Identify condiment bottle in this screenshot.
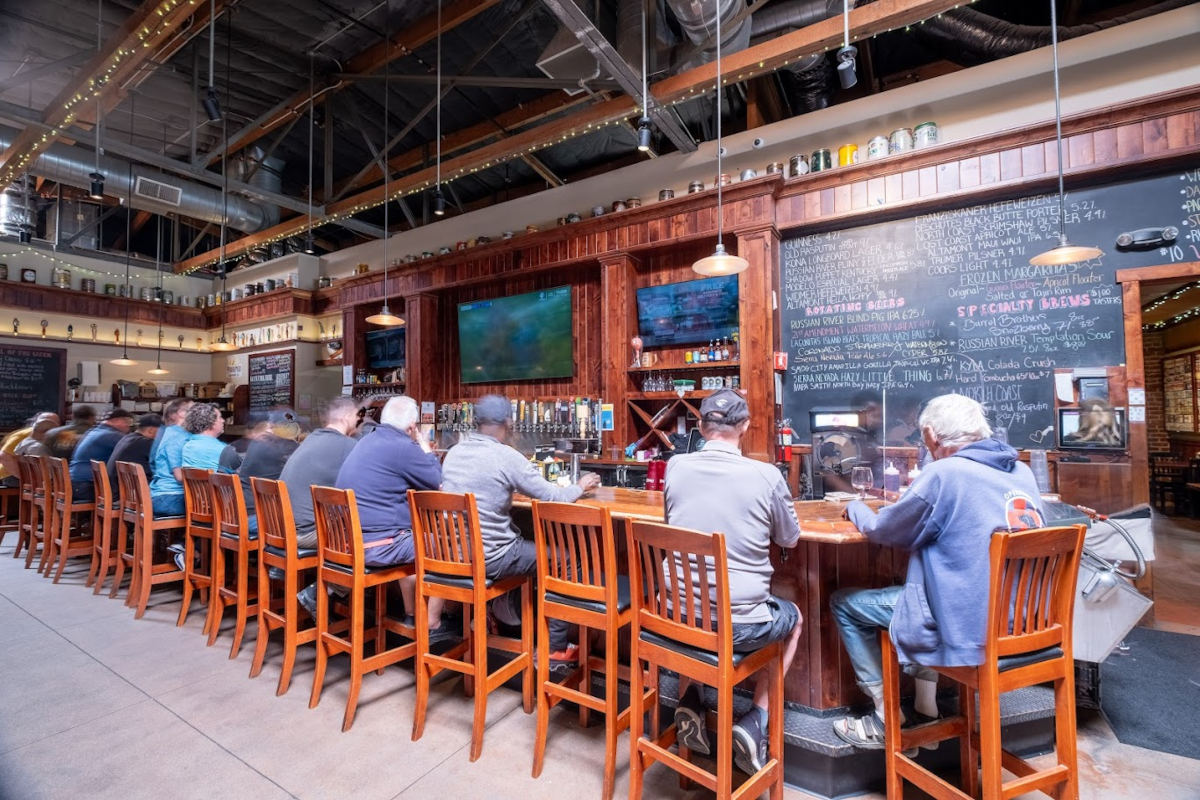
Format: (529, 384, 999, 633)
(884, 462, 900, 493)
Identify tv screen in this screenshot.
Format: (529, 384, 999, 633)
(1058, 406, 1127, 450)
(365, 328, 406, 369)
(636, 275, 739, 347)
(458, 286, 573, 383)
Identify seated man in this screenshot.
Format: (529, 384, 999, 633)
(233, 409, 301, 535)
(107, 414, 162, 498)
(44, 405, 97, 460)
(279, 397, 360, 551)
(663, 388, 802, 776)
(180, 404, 231, 473)
(331, 396, 446, 632)
(830, 393, 1045, 749)
(0, 412, 59, 484)
(149, 398, 194, 517)
(441, 394, 601, 665)
(69, 408, 134, 502)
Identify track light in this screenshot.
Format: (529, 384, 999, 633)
(637, 117, 653, 152)
(89, 172, 105, 199)
(18, 225, 31, 244)
(202, 85, 222, 122)
(303, 232, 316, 254)
(836, 45, 858, 90)
(433, 188, 446, 216)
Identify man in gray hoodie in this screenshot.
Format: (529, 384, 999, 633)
(830, 393, 1045, 749)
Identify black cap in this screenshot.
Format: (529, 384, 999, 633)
(474, 395, 512, 425)
(699, 388, 750, 425)
(136, 413, 163, 429)
(102, 408, 134, 422)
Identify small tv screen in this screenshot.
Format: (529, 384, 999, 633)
(365, 328, 406, 369)
(1058, 406, 1127, 450)
(458, 286, 573, 383)
(636, 275, 739, 347)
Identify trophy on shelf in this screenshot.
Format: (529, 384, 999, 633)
(11, 318, 18, 335)
(630, 336, 643, 368)
(136, 329, 143, 346)
(40, 319, 48, 338)
(177, 334, 185, 350)
(67, 324, 74, 341)
(196, 337, 203, 350)
(114, 328, 121, 345)
(91, 323, 98, 341)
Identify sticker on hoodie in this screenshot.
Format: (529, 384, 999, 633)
(1003, 491, 1045, 532)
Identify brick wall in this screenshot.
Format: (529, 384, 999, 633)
(1143, 330, 1171, 455)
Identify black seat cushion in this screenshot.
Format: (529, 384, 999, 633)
(423, 571, 494, 589)
(264, 543, 318, 560)
(323, 559, 393, 576)
(219, 531, 258, 541)
(997, 645, 1063, 672)
(639, 628, 745, 667)
(545, 575, 631, 614)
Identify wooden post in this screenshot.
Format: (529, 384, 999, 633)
(599, 252, 640, 456)
(404, 292, 441, 404)
(736, 224, 780, 462)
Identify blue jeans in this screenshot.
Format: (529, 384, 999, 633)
(151, 492, 185, 518)
(830, 586, 937, 692)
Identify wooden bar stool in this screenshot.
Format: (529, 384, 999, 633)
(249, 477, 321, 696)
(408, 489, 533, 762)
(44, 456, 95, 583)
(19, 454, 50, 571)
(177, 468, 217, 631)
(0, 484, 18, 549)
(530, 500, 656, 800)
(13, 454, 44, 565)
(207, 471, 261, 658)
(626, 520, 785, 800)
(87, 460, 123, 594)
(115, 461, 186, 619)
(881, 524, 1086, 800)
(308, 486, 417, 731)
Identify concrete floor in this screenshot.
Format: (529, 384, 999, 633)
(1, 528, 1198, 800)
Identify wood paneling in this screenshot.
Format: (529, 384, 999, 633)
(202, 289, 315, 327)
(0, 282, 205, 328)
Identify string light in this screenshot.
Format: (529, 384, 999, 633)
(1142, 281, 1200, 330)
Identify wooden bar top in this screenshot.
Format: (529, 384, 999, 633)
(512, 486, 869, 543)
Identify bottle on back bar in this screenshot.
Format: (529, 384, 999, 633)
(722, 337, 730, 361)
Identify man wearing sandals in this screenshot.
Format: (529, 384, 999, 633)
(830, 393, 1045, 749)
(663, 388, 803, 776)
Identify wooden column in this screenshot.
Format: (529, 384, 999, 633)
(403, 292, 441, 404)
(599, 252, 639, 455)
(736, 225, 780, 462)
(1121, 280, 1149, 505)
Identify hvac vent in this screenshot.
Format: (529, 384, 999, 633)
(134, 176, 183, 207)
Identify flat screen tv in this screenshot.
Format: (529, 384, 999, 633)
(636, 274, 739, 347)
(365, 327, 406, 369)
(458, 286, 573, 383)
(1057, 406, 1127, 450)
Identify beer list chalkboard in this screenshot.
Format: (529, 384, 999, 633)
(0, 344, 66, 431)
(248, 349, 295, 414)
(781, 168, 1200, 444)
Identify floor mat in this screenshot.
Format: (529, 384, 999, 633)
(1100, 626, 1200, 760)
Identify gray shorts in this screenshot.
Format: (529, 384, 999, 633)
(731, 595, 800, 653)
(363, 530, 416, 568)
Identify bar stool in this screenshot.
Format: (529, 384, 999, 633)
(208, 471, 261, 658)
(881, 524, 1086, 800)
(308, 486, 417, 731)
(530, 500, 656, 800)
(19, 454, 49, 571)
(44, 456, 95, 583)
(87, 460, 123, 595)
(13, 454, 44, 564)
(0, 484, 18, 549)
(408, 489, 533, 762)
(249, 477, 321, 696)
(115, 461, 185, 619)
(178, 468, 217, 631)
(626, 520, 785, 800)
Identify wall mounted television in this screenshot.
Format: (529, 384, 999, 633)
(365, 327, 406, 369)
(1057, 406, 1127, 450)
(458, 286, 573, 383)
(636, 274, 739, 347)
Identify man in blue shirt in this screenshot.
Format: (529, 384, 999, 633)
(180, 403, 231, 472)
(149, 398, 194, 517)
(68, 408, 134, 502)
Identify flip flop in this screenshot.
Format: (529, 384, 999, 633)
(832, 713, 885, 750)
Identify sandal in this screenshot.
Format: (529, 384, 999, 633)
(833, 713, 886, 750)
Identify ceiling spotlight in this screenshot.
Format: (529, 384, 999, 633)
(89, 172, 105, 199)
(18, 225, 31, 244)
(637, 117, 653, 152)
(433, 188, 446, 216)
(202, 85, 222, 122)
(836, 45, 858, 90)
(303, 232, 316, 254)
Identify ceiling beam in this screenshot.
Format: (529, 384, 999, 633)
(337, 73, 623, 92)
(174, 0, 968, 273)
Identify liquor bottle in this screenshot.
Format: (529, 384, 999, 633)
(721, 337, 730, 361)
(709, 341, 716, 361)
(698, 347, 707, 363)
(685, 349, 693, 364)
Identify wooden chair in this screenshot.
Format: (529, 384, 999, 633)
(1150, 458, 1188, 515)
(44, 456, 95, 583)
(87, 460, 123, 595)
(408, 489, 533, 762)
(881, 524, 1086, 800)
(626, 520, 785, 800)
(115, 461, 186, 618)
(249, 477, 321, 696)
(0, 484, 18, 549)
(530, 500, 656, 800)
(308, 485, 417, 731)
(207, 471, 261, 658)
(19, 454, 50, 571)
(177, 468, 217, 630)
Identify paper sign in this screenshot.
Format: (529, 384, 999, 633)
(600, 403, 614, 431)
(1128, 388, 1145, 405)
(1129, 406, 1146, 422)
(1054, 373, 1074, 403)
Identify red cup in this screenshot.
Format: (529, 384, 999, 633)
(646, 460, 666, 491)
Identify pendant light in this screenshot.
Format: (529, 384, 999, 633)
(636, 0, 653, 152)
(89, 0, 105, 199)
(148, 216, 169, 374)
(365, 8, 404, 327)
(836, 0, 858, 90)
(1029, 0, 1102, 267)
(201, 0, 222, 121)
(210, 18, 235, 352)
(110, 94, 137, 367)
(692, 5, 747, 277)
(432, 0, 446, 216)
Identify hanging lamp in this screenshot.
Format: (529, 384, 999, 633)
(88, 0, 105, 199)
(636, 0, 653, 152)
(148, 216, 169, 374)
(110, 94, 137, 366)
(365, 7, 404, 327)
(210, 19, 236, 352)
(1029, 0, 1102, 267)
(432, 0, 446, 216)
(692, 5, 747, 277)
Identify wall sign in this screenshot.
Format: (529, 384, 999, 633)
(247, 349, 295, 414)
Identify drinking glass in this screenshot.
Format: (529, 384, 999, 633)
(850, 466, 873, 499)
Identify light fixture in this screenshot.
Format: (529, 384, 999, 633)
(432, 0, 446, 215)
(18, 225, 31, 244)
(637, 117, 653, 151)
(836, 0, 857, 91)
(303, 231, 316, 255)
(89, 0, 105, 199)
(692, 5, 747, 278)
(201, 0, 221, 121)
(88, 172, 105, 199)
(433, 188, 446, 216)
(1030, 0, 1102, 267)
(365, 7, 404, 327)
(148, 215, 169, 375)
(636, 1, 654, 153)
(110, 94, 137, 367)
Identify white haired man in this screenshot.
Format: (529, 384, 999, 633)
(830, 393, 1045, 749)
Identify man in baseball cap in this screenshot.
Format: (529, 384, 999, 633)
(663, 388, 802, 775)
(68, 407, 135, 502)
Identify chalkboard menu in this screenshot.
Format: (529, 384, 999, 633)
(781, 168, 1199, 445)
(0, 344, 66, 431)
(247, 349, 294, 413)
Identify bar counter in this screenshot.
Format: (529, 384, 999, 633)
(513, 488, 902, 709)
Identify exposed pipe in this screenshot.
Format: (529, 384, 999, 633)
(664, 0, 752, 68)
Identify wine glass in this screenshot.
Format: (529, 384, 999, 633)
(850, 466, 873, 500)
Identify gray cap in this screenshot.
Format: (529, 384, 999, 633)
(474, 394, 512, 425)
(699, 388, 750, 425)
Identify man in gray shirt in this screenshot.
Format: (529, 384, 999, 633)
(441, 394, 600, 663)
(663, 388, 802, 776)
(279, 397, 361, 550)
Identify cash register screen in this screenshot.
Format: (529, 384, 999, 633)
(811, 411, 861, 430)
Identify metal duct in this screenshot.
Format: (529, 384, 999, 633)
(750, 0, 844, 38)
(665, 0, 752, 69)
(749, 0, 851, 113)
(0, 125, 274, 233)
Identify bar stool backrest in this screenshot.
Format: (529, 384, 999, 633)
(90, 460, 113, 509)
(628, 520, 730, 656)
(211, 472, 247, 540)
(407, 489, 485, 582)
(182, 467, 216, 528)
(251, 477, 295, 556)
(45, 456, 72, 506)
(115, 461, 150, 522)
(22, 454, 47, 501)
(311, 485, 364, 573)
(531, 500, 617, 606)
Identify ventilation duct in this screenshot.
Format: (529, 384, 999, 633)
(665, 0, 753, 70)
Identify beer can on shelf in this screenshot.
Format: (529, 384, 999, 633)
(626, 197, 642, 208)
(766, 161, 784, 175)
(80, 278, 96, 293)
(658, 188, 675, 201)
(52, 268, 71, 288)
(162, 290, 173, 304)
(914, 121, 939, 149)
(789, 154, 809, 177)
(889, 127, 914, 154)
(837, 143, 859, 167)
(866, 135, 889, 160)
(810, 148, 832, 172)
(103, 283, 116, 295)
(687, 179, 705, 193)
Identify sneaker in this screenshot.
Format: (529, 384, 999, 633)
(732, 710, 768, 775)
(297, 583, 318, 618)
(173, 551, 186, 572)
(266, 566, 285, 581)
(547, 643, 579, 666)
(673, 686, 710, 756)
